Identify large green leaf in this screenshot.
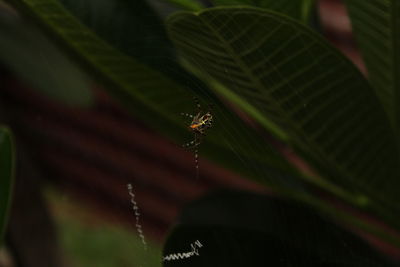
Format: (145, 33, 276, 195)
(58, 0, 176, 70)
(210, 0, 315, 23)
(4, 0, 305, 192)
(167, 7, 400, 216)
(0, 126, 15, 245)
(163, 190, 396, 266)
(57, 0, 207, 104)
(0, 3, 92, 106)
(344, 1, 400, 130)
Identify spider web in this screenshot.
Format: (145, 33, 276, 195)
(28, 0, 398, 266)
(51, 0, 316, 253)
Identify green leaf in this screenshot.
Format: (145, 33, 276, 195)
(344, 1, 400, 130)
(167, 7, 400, 215)
(0, 5, 92, 107)
(58, 0, 176, 71)
(57, 0, 204, 100)
(210, 0, 315, 23)
(4, 0, 305, 192)
(163, 190, 395, 266)
(0, 126, 15, 245)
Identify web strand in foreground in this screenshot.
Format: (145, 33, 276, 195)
(127, 183, 147, 251)
(163, 240, 203, 261)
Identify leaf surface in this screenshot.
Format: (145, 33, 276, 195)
(5, 0, 304, 191)
(167, 7, 400, 214)
(0, 5, 92, 106)
(58, 0, 176, 71)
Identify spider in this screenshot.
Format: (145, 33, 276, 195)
(181, 97, 213, 177)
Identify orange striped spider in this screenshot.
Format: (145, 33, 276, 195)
(181, 97, 213, 177)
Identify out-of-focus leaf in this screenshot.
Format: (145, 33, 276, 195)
(0, 5, 92, 106)
(4, 0, 307, 193)
(344, 1, 400, 129)
(163, 190, 396, 266)
(167, 7, 400, 217)
(58, 0, 175, 70)
(0, 126, 15, 245)
(210, 0, 315, 23)
(58, 0, 208, 97)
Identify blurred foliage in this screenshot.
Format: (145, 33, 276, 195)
(59, 216, 162, 267)
(57, 0, 208, 90)
(45, 188, 162, 267)
(0, 3, 92, 107)
(3, 0, 306, 196)
(0, 127, 14, 246)
(1, 0, 400, 265)
(59, 0, 177, 72)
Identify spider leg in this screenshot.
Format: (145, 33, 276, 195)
(182, 141, 201, 149)
(182, 139, 197, 148)
(182, 137, 201, 149)
(180, 113, 194, 118)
